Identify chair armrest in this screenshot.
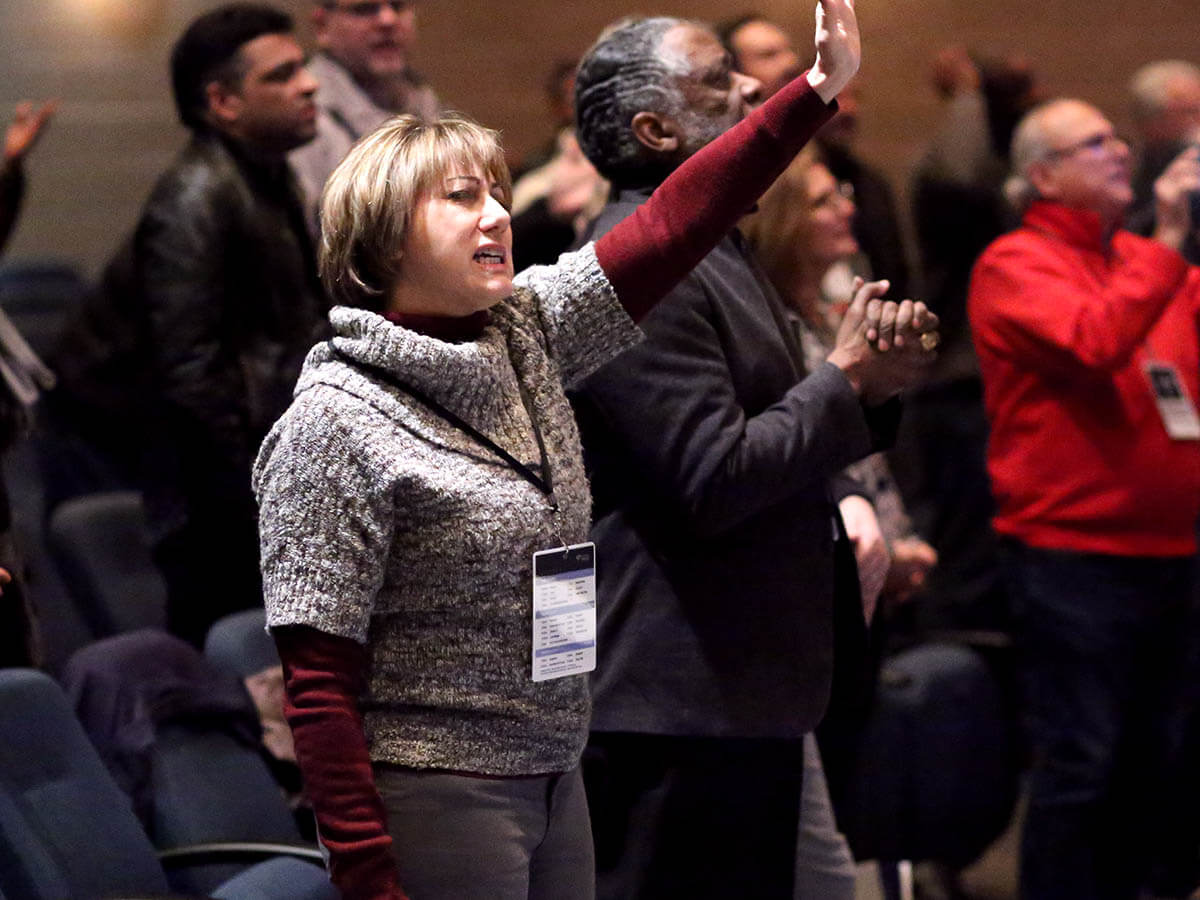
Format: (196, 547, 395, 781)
(156, 841, 325, 868)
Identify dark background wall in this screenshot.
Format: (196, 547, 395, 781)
(2, 0, 1197, 274)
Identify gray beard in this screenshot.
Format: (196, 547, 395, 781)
(675, 106, 744, 159)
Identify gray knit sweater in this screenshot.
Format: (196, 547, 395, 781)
(253, 245, 641, 775)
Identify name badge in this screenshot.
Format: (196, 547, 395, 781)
(1145, 362, 1200, 441)
(531, 543, 597, 682)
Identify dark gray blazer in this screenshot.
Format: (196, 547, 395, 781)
(572, 188, 897, 739)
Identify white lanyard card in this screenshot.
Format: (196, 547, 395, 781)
(1144, 361, 1200, 441)
(531, 542, 597, 682)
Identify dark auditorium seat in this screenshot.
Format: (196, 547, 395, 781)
(205, 608, 277, 679)
(2, 435, 94, 672)
(0, 259, 86, 361)
(0, 667, 337, 900)
(843, 641, 1021, 900)
(152, 724, 319, 895)
(46, 489, 166, 637)
(60, 629, 324, 895)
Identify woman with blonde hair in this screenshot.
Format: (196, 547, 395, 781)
(744, 143, 939, 900)
(253, 3, 877, 899)
(745, 147, 938, 608)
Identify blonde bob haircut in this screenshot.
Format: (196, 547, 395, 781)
(318, 112, 513, 311)
(741, 146, 823, 303)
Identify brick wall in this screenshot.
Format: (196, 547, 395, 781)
(1, 0, 1195, 274)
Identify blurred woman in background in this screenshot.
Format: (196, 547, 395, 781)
(746, 147, 937, 608)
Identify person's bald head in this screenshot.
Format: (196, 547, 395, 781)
(1129, 60, 1200, 146)
(1005, 99, 1132, 227)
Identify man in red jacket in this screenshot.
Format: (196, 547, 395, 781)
(968, 98, 1200, 900)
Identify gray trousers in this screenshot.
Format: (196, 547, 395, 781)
(374, 764, 594, 900)
(795, 732, 857, 900)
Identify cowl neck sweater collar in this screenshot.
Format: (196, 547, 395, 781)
(304, 306, 537, 451)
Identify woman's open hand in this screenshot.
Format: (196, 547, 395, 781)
(807, 0, 860, 104)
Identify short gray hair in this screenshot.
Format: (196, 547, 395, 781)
(575, 16, 696, 187)
(318, 112, 511, 311)
(1003, 99, 1066, 213)
(1130, 60, 1200, 125)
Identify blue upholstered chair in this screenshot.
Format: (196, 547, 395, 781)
(0, 668, 338, 900)
(0, 259, 86, 360)
(205, 608, 277, 679)
(45, 490, 166, 637)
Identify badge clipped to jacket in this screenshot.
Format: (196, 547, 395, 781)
(1144, 361, 1200, 440)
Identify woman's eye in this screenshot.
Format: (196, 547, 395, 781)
(447, 189, 474, 202)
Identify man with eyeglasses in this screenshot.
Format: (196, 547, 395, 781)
(290, 0, 439, 230)
(968, 98, 1200, 900)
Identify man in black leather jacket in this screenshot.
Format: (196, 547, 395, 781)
(54, 4, 328, 646)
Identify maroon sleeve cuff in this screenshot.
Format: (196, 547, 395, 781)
(594, 73, 836, 321)
(274, 625, 409, 900)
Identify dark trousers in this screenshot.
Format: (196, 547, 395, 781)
(1003, 541, 1198, 900)
(0, 576, 34, 667)
(154, 503, 263, 649)
(0, 478, 34, 667)
(583, 733, 805, 900)
(887, 376, 1009, 634)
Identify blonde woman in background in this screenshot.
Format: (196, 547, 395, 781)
(746, 147, 938, 608)
(746, 149, 939, 899)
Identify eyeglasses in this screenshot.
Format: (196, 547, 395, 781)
(1047, 132, 1125, 159)
(811, 181, 855, 210)
(324, 1, 411, 18)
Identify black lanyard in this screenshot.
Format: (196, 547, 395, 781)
(326, 340, 558, 510)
